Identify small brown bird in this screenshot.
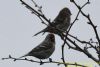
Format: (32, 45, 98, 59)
(33, 7, 71, 37)
(20, 33, 55, 59)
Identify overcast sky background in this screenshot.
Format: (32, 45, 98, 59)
(0, 0, 100, 67)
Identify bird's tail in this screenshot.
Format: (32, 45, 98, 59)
(32, 29, 46, 37)
(33, 31, 43, 36)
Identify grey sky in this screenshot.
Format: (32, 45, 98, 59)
(0, 0, 100, 67)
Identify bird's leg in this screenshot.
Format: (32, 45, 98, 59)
(40, 59, 42, 62)
(40, 59, 44, 65)
(49, 58, 52, 62)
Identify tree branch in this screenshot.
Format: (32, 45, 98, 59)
(2, 55, 87, 67)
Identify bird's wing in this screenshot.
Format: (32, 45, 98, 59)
(31, 41, 53, 52)
(53, 15, 66, 25)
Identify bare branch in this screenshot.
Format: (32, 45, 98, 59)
(2, 55, 87, 67)
(66, 36, 99, 63)
(67, 0, 90, 34)
(70, 0, 100, 65)
(20, 0, 51, 25)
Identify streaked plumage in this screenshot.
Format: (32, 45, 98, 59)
(34, 7, 71, 36)
(20, 33, 55, 59)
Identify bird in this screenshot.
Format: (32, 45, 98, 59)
(33, 7, 72, 37)
(19, 33, 55, 59)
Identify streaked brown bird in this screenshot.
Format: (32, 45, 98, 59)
(20, 33, 55, 59)
(33, 7, 71, 37)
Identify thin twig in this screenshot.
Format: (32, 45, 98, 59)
(67, 0, 90, 34)
(61, 41, 67, 67)
(20, 0, 51, 25)
(66, 36, 99, 63)
(70, 0, 100, 65)
(2, 55, 87, 67)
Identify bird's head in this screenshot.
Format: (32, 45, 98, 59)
(45, 33, 55, 42)
(60, 7, 72, 17)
